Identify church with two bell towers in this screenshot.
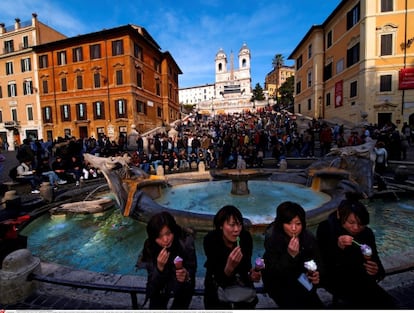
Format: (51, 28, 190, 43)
(179, 43, 254, 115)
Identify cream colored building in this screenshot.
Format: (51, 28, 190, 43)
(289, 0, 414, 128)
(179, 43, 256, 115)
(0, 14, 66, 150)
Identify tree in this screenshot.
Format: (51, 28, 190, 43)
(251, 83, 265, 101)
(271, 54, 285, 101)
(278, 76, 294, 112)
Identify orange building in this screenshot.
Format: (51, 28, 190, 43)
(289, 0, 414, 128)
(0, 14, 66, 150)
(34, 24, 181, 142)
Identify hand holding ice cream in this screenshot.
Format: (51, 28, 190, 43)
(304, 260, 320, 285)
(174, 256, 183, 269)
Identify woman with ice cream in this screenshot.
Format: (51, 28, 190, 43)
(262, 201, 325, 309)
(203, 205, 260, 309)
(137, 211, 196, 309)
(316, 192, 396, 308)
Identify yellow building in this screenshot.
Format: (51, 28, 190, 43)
(0, 14, 66, 150)
(289, 0, 414, 128)
(265, 65, 295, 99)
(34, 24, 181, 142)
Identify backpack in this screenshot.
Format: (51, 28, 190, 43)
(9, 166, 18, 180)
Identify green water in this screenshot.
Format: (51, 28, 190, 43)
(21, 197, 414, 276)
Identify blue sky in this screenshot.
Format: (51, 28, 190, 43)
(1, 0, 341, 88)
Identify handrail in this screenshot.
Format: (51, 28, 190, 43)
(28, 272, 265, 309)
(28, 265, 413, 309)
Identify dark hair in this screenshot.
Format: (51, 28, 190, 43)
(274, 201, 306, 231)
(337, 192, 369, 226)
(146, 211, 180, 243)
(213, 205, 243, 230)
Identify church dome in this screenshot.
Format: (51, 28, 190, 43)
(239, 42, 250, 54)
(216, 48, 226, 59)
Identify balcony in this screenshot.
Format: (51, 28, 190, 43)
(4, 121, 20, 129)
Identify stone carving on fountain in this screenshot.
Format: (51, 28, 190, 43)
(308, 138, 377, 197)
(82, 153, 225, 231)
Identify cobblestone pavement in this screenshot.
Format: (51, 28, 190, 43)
(1, 148, 414, 310)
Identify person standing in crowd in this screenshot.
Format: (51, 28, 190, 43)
(137, 211, 196, 310)
(316, 192, 397, 309)
(203, 205, 260, 309)
(262, 201, 325, 309)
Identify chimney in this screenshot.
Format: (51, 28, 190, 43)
(15, 18, 21, 30)
(0, 23, 5, 34)
(32, 13, 38, 26)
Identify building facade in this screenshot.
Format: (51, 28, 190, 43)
(264, 65, 295, 99)
(0, 14, 66, 150)
(179, 43, 255, 115)
(34, 24, 181, 142)
(289, 0, 414, 128)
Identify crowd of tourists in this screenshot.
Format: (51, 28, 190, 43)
(10, 108, 412, 193)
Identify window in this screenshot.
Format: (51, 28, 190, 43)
(76, 103, 87, 120)
(0, 111, 2, 122)
(350, 81, 358, 98)
(90, 44, 101, 59)
(326, 93, 331, 106)
(296, 55, 303, 70)
(115, 99, 127, 118)
(380, 34, 393, 56)
(23, 80, 33, 95)
(27, 106, 33, 121)
(380, 75, 392, 92)
(136, 71, 142, 88)
(76, 75, 83, 89)
(6, 62, 13, 75)
(61, 77, 67, 92)
(43, 106, 52, 123)
(324, 62, 333, 81)
(296, 81, 301, 94)
(4, 40, 14, 53)
(136, 100, 145, 113)
(39, 55, 48, 68)
(11, 108, 17, 122)
(347, 43, 360, 67)
(73, 47, 83, 62)
(308, 44, 312, 59)
(93, 101, 105, 119)
(112, 40, 124, 56)
(347, 2, 360, 30)
(307, 99, 312, 111)
(134, 43, 143, 60)
(327, 30, 333, 48)
(7, 83, 17, 97)
(307, 71, 312, 88)
(157, 107, 162, 118)
(381, 0, 393, 12)
(21, 58, 31, 72)
(156, 79, 161, 96)
(94, 73, 101, 88)
(57, 51, 67, 65)
(116, 70, 123, 85)
(0, 86, 2, 98)
(22, 36, 29, 49)
(61, 104, 71, 121)
(336, 59, 344, 74)
(42, 80, 48, 94)
(154, 59, 161, 73)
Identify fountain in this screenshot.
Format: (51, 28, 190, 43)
(81, 153, 342, 231)
(211, 169, 271, 195)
